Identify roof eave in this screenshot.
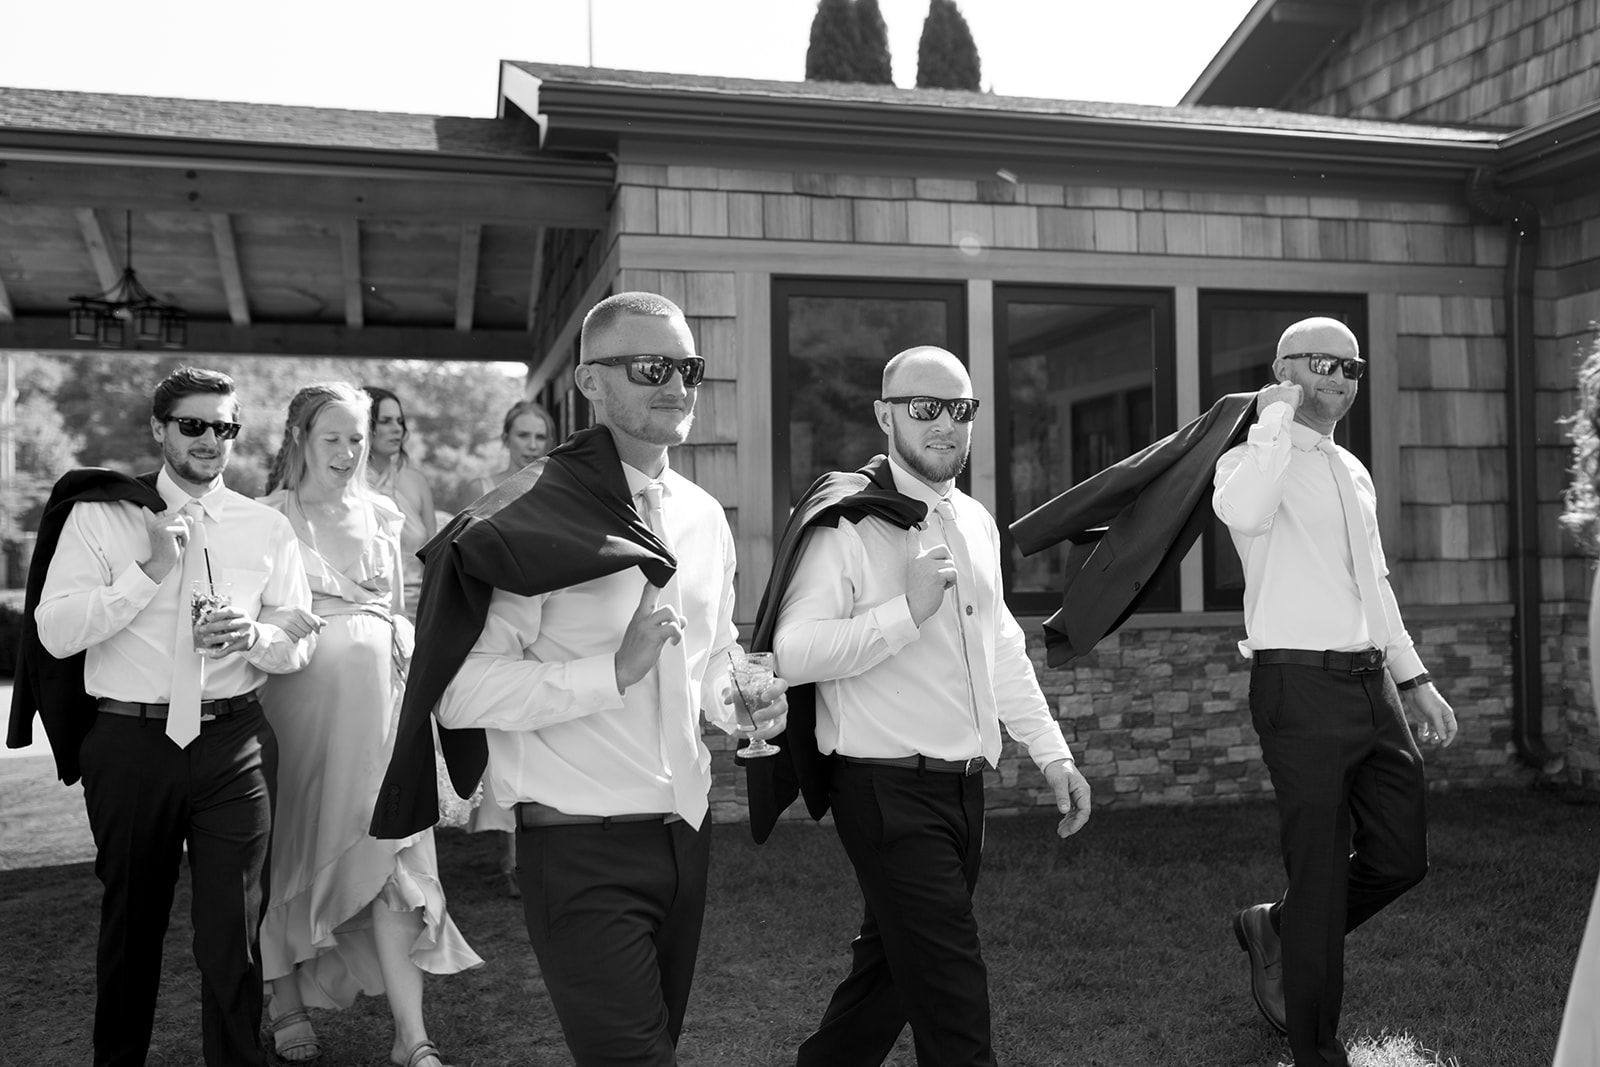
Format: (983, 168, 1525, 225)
(1493, 100, 1600, 187)
(527, 79, 1500, 183)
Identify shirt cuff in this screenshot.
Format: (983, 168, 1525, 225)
(1387, 648, 1426, 685)
(1030, 736, 1074, 771)
(875, 596, 921, 652)
(577, 653, 631, 707)
(114, 561, 161, 607)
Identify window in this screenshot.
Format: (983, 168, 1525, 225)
(772, 278, 967, 529)
(995, 286, 1176, 615)
(1199, 292, 1370, 610)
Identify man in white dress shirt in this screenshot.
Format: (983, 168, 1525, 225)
(774, 346, 1091, 1067)
(434, 291, 785, 1066)
(34, 366, 316, 1066)
(1213, 318, 1458, 1067)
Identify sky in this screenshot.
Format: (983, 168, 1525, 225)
(0, 0, 1261, 117)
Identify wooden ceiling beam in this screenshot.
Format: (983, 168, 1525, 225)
(75, 208, 120, 292)
(455, 223, 481, 333)
(0, 273, 13, 322)
(0, 315, 534, 361)
(209, 213, 250, 327)
(339, 219, 363, 329)
(0, 159, 609, 229)
(525, 226, 546, 333)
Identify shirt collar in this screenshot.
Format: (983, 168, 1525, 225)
(156, 467, 227, 521)
(621, 458, 672, 501)
(886, 454, 954, 514)
(1286, 418, 1331, 453)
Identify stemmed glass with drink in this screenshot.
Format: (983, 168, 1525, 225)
(728, 649, 781, 759)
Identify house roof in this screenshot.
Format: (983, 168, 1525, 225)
(1180, 0, 1365, 107)
(501, 62, 1500, 185)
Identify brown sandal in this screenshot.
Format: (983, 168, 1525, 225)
(391, 1040, 451, 1067)
(268, 1008, 321, 1062)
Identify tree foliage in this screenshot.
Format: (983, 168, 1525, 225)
(805, 0, 894, 85)
(917, 0, 982, 91)
(13, 353, 531, 530)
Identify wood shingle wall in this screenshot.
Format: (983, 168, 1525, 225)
(1286, 0, 1600, 128)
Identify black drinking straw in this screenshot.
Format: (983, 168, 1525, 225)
(203, 548, 215, 594)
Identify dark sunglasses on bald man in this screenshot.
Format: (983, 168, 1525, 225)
(166, 416, 241, 440)
(583, 354, 707, 388)
(881, 396, 981, 422)
(1283, 353, 1366, 380)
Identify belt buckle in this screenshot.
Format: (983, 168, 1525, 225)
(963, 756, 984, 776)
(200, 713, 217, 723)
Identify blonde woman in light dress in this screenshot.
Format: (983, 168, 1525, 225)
(258, 383, 480, 1067)
(1557, 333, 1600, 1067)
(465, 398, 558, 896)
(363, 386, 436, 618)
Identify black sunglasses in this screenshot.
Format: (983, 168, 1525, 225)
(166, 416, 241, 440)
(1283, 353, 1366, 380)
(881, 396, 981, 423)
(584, 354, 707, 388)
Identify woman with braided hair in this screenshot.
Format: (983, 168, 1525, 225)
(257, 382, 480, 1067)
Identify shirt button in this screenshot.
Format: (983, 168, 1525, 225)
(965, 604, 974, 616)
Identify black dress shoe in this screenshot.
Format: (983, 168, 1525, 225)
(1233, 903, 1287, 1034)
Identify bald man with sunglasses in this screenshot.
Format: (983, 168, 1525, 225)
(773, 346, 1090, 1067)
(1214, 318, 1456, 1067)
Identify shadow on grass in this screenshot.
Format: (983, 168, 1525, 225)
(2, 786, 1594, 1065)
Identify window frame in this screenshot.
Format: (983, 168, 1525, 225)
(992, 283, 1177, 617)
(1197, 290, 1371, 611)
(770, 276, 969, 538)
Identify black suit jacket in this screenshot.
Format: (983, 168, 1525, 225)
(370, 425, 677, 840)
(1009, 393, 1257, 667)
(6, 469, 165, 784)
(742, 455, 927, 844)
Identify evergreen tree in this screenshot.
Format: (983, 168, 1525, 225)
(855, 0, 894, 86)
(806, 0, 862, 82)
(916, 0, 982, 92)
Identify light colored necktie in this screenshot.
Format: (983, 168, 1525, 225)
(639, 483, 708, 828)
(934, 497, 1001, 766)
(1317, 438, 1390, 650)
(167, 500, 208, 748)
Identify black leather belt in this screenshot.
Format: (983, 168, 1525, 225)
(98, 690, 261, 722)
(514, 802, 681, 830)
(839, 754, 987, 776)
(1253, 648, 1385, 674)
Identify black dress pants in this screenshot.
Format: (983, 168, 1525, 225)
(1249, 663, 1429, 1067)
(517, 817, 710, 1067)
(797, 760, 994, 1067)
(79, 704, 278, 1067)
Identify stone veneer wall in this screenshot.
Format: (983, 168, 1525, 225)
(703, 612, 1553, 826)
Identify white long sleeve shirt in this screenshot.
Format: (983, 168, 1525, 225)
(1212, 401, 1425, 682)
(36, 467, 316, 699)
(434, 462, 741, 823)
(773, 456, 1072, 771)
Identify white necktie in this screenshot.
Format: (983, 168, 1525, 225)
(1317, 438, 1390, 650)
(167, 500, 208, 748)
(639, 483, 708, 828)
(934, 497, 1001, 766)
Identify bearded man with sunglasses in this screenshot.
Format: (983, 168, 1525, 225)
(17, 366, 316, 1066)
(770, 346, 1090, 1066)
(1214, 318, 1456, 1067)
(386, 291, 785, 1066)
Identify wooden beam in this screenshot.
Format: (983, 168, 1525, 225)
(209, 213, 250, 326)
(75, 208, 120, 292)
(339, 219, 363, 329)
(455, 224, 481, 333)
(0, 316, 533, 361)
(0, 159, 610, 229)
(0, 272, 13, 323)
(525, 226, 546, 332)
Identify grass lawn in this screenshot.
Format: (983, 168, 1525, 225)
(2, 786, 1595, 1066)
